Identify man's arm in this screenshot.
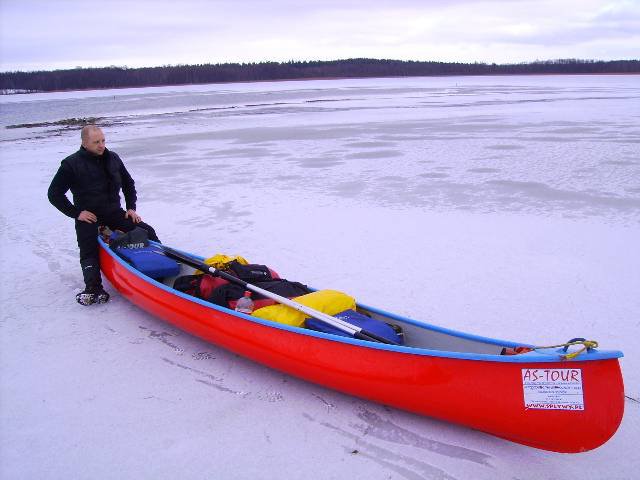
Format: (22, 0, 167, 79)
(119, 161, 137, 212)
(47, 163, 82, 219)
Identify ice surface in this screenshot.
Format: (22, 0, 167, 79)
(1, 75, 639, 479)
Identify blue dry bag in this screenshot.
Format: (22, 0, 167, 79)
(305, 309, 404, 345)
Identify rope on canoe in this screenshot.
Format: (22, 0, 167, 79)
(533, 338, 599, 360)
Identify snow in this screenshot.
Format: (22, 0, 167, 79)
(1, 75, 639, 479)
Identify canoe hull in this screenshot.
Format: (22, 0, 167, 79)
(99, 242, 624, 453)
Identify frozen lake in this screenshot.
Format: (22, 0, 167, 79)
(1, 75, 639, 479)
(2, 75, 639, 222)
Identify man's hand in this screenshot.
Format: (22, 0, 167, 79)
(125, 209, 142, 223)
(78, 210, 97, 223)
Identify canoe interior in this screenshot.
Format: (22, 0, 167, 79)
(155, 258, 619, 360)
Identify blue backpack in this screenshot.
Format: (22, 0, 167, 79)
(305, 309, 404, 345)
(110, 228, 180, 279)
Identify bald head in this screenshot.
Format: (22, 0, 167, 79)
(81, 125, 106, 156)
(81, 125, 103, 142)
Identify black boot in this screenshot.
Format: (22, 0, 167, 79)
(77, 258, 109, 306)
(80, 257, 101, 287)
(76, 285, 110, 306)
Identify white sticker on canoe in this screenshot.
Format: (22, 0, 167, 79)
(522, 368, 584, 410)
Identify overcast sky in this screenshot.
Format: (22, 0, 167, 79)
(1, 0, 638, 72)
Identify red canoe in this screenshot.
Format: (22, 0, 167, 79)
(99, 238, 625, 453)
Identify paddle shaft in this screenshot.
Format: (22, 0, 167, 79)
(160, 246, 398, 345)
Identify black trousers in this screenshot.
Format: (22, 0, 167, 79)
(75, 208, 159, 289)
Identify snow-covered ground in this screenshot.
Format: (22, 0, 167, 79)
(1, 75, 639, 479)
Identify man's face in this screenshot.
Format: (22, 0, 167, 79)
(82, 128, 106, 156)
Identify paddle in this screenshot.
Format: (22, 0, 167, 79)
(158, 244, 400, 345)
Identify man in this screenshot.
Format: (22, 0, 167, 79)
(48, 125, 160, 306)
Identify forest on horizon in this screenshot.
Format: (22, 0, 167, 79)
(1, 58, 638, 94)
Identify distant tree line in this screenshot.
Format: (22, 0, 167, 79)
(1, 58, 638, 93)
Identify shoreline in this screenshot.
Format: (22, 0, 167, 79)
(2, 72, 639, 96)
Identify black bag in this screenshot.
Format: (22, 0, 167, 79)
(226, 260, 273, 282)
(207, 279, 310, 307)
(110, 227, 150, 249)
(173, 275, 204, 297)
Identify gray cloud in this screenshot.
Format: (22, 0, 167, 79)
(1, 0, 637, 71)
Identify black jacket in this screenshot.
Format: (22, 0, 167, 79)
(48, 147, 137, 219)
